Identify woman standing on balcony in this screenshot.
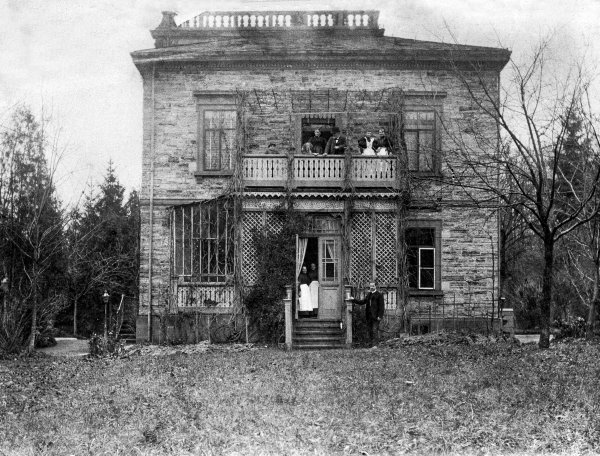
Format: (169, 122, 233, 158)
(308, 263, 319, 318)
(298, 265, 312, 318)
(309, 129, 327, 156)
(358, 130, 376, 155)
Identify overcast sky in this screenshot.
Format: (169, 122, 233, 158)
(1, 0, 599, 205)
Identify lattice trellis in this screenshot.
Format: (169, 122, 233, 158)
(350, 212, 372, 285)
(242, 212, 263, 285)
(265, 212, 284, 235)
(375, 212, 397, 285)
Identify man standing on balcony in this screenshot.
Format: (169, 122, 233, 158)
(309, 128, 327, 156)
(324, 127, 346, 155)
(350, 282, 385, 347)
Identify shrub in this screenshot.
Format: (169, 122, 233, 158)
(513, 281, 542, 330)
(88, 332, 125, 357)
(245, 208, 304, 344)
(554, 316, 587, 339)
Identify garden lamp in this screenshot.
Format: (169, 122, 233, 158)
(102, 290, 109, 338)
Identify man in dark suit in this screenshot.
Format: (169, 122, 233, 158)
(324, 126, 346, 155)
(374, 128, 393, 155)
(351, 282, 385, 346)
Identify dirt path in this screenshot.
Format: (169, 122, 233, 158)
(37, 337, 89, 357)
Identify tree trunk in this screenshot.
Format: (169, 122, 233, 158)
(587, 265, 598, 339)
(586, 298, 598, 339)
(539, 239, 554, 349)
(73, 296, 78, 336)
(28, 268, 39, 353)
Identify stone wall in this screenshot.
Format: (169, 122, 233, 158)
(136, 63, 501, 339)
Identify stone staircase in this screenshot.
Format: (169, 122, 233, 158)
(292, 319, 346, 349)
(119, 322, 137, 344)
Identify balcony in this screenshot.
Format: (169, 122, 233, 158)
(242, 155, 398, 189)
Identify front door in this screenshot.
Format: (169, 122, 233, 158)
(318, 236, 342, 319)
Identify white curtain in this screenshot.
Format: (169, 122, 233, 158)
(295, 236, 308, 319)
(296, 236, 308, 277)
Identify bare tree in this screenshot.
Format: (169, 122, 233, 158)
(0, 106, 68, 353)
(445, 40, 600, 348)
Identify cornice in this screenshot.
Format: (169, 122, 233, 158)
(135, 57, 505, 73)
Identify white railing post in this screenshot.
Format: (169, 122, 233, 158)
(344, 285, 353, 347)
(284, 285, 293, 350)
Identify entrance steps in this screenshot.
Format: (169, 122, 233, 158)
(293, 318, 345, 350)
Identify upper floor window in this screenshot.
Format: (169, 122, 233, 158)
(196, 93, 237, 174)
(404, 111, 436, 172)
(203, 110, 236, 171)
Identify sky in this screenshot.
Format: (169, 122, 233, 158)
(1, 0, 599, 206)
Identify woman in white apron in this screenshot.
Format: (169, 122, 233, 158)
(298, 266, 312, 317)
(308, 263, 319, 318)
(359, 131, 377, 156)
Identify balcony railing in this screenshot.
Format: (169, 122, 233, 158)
(176, 283, 235, 308)
(242, 155, 397, 188)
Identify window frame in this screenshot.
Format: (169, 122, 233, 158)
(405, 220, 442, 294)
(172, 200, 235, 284)
(321, 238, 340, 283)
(403, 102, 442, 174)
(195, 92, 237, 176)
(417, 247, 435, 290)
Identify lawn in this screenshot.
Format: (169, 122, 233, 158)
(1, 339, 600, 455)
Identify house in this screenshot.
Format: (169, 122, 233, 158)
(131, 10, 510, 347)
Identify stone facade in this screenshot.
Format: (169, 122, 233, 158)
(132, 10, 509, 342)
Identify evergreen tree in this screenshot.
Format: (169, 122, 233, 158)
(64, 162, 139, 336)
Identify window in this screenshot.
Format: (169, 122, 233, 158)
(321, 239, 339, 282)
(203, 110, 236, 171)
(196, 93, 237, 174)
(404, 111, 436, 172)
(172, 200, 234, 283)
(406, 227, 439, 290)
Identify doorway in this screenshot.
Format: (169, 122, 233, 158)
(298, 235, 343, 320)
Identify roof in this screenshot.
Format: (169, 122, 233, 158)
(131, 10, 511, 70)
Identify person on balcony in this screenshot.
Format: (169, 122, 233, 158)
(266, 143, 278, 154)
(358, 130, 376, 155)
(324, 127, 346, 155)
(308, 128, 327, 156)
(349, 282, 385, 346)
(308, 263, 319, 318)
(374, 128, 393, 156)
(298, 265, 313, 318)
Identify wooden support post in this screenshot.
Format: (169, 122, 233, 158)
(344, 285, 353, 347)
(284, 285, 293, 350)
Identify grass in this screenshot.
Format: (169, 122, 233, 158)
(1, 340, 600, 455)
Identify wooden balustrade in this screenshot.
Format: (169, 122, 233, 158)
(242, 155, 288, 185)
(242, 155, 397, 188)
(176, 283, 235, 307)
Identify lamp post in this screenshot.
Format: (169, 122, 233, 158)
(102, 290, 109, 338)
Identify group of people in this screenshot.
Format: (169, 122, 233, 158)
(300, 127, 393, 157)
(358, 128, 393, 156)
(297, 264, 319, 318)
(301, 127, 346, 156)
(296, 263, 385, 346)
